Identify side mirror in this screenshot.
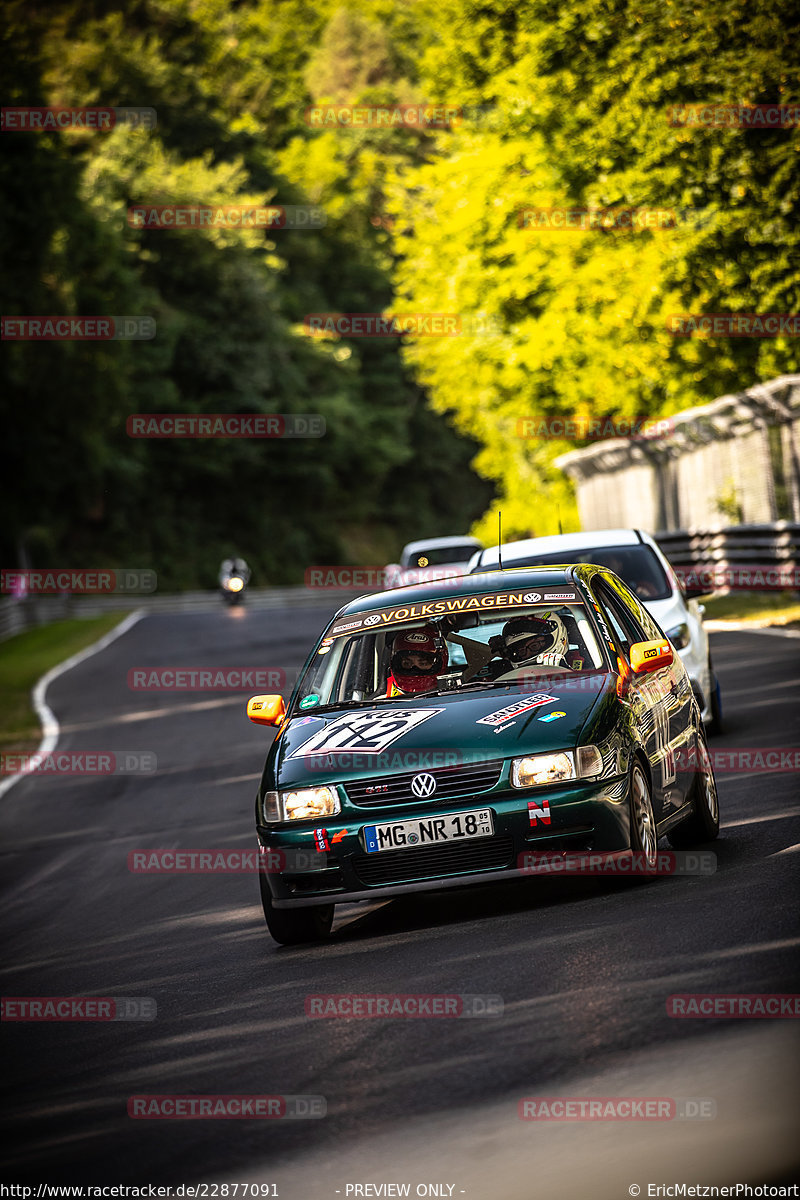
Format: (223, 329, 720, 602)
(629, 640, 674, 674)
(247, 694, 287, 726)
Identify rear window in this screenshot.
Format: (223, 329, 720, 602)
(500, 545, 672, 602)
(403, 544, 480, 568)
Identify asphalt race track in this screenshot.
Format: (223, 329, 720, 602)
(2, 604, 799, 1196)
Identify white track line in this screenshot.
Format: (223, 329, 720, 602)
(0, 610, 145, 800)
(705, 620, 800, 638)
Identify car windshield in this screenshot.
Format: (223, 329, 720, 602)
(495, 545, 671, 601)
(292, 597, 607, 712)
(403, 544, 479, 567)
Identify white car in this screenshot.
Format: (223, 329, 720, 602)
(385, 535, 484, 588)
(468, 528, 722, 733)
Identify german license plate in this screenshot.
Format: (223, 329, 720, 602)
(363, 809, 494, 854)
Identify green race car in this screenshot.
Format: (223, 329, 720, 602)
(248, 565, 719, 944)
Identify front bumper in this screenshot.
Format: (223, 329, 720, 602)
(257, 778, 631, 908)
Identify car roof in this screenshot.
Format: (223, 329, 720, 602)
(336, 565, 588, 617)
(402, 535, 483, 554)
(477, 528, 649, 566)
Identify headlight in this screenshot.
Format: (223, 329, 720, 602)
(226, 576, 244, 592)
(271, 785, 340, 822)
(666, 621, 690, 650)
(510, 745, 603, 788)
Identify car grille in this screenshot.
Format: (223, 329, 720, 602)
(343, 759, 504, 809)
(354, 835, 515, 886)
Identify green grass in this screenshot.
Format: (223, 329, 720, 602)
(0, 614, 132, 755)
(702, 590, 800, 625)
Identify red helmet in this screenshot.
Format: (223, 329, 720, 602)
(388, 626, 448, 694)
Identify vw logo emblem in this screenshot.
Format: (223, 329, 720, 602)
(410, 772, 437, 798)
(363, 614, 381, 626)
(523, 592, 541, 603)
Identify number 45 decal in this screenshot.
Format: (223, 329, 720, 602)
(652, 699, 676, 787)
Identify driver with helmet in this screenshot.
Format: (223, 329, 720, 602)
(386, 625, 448, 696)
(486, 612, 570, 679)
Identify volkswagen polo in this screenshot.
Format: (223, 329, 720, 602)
(247, 566, 719, 944)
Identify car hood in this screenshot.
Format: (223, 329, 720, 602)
(271, 674, 615, 788)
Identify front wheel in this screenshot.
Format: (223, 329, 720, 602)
(259, 872, 333, 945)
(668, 732, 719, 847)
(629, 760, 658, 870)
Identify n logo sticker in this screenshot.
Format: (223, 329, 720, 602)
(528, 799, 551, 826)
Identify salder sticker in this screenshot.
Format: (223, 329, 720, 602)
(288, 709, 444, 757)
(476, 695, 557, 728)
(327, 591, 564, 638)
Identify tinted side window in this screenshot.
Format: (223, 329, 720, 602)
(593, 579, 648, 659)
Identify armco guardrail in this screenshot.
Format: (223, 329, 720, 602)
(654, 522, 800, 591)
(0, 586, 364, 645)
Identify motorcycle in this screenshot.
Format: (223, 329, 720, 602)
(219, 558, 250, 606)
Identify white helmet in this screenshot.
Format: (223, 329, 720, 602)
(502, 612, 568, 667)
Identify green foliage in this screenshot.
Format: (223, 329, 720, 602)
(389, 0, 800, 536)
(3, 0, 492, 588)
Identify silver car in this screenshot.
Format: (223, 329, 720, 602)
(385, 535, 484, 588)
(468, 528, 722, 733)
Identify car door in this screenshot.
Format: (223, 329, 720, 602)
(590, 575, 683, 823)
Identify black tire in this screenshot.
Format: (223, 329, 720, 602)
(259, 872, 333, 945)
(668, 731, 720, 847)
(705, 654, 723, 736)
(628, 760, 658, 871)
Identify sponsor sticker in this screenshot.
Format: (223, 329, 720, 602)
(288, 709, 444, 757)
(543, 591, 577, 602)
(327, 590, 562, 637)
(313, 828, 330, 852)
(476, 695, 557, 727)
(527, 799, 551, 826)
(538, 711, 566, 722)
(300, 695, 321, 709)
